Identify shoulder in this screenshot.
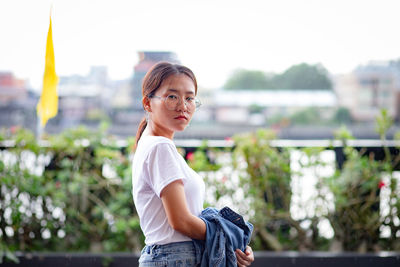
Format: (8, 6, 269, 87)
(139, 135, 174, 146)
(138, 136, 178, 158)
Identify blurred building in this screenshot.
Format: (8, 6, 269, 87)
(334, 61, 400, 121)
(0, 72, 27, 104)
(0, 72, 37, 130)
(58, 66, 110, 99)
(333, 73, 358, 118)
(55, 66, 112, 129)
(131, 51, 179, 109)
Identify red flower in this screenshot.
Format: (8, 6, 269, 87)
(224, 137, 233, 142)
(378, 181, 385, 189)
(10, 125, 19, 134)
(186, 152, 195, 162)
(55, 181, 61, 189)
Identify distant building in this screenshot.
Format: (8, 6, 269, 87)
(0, 71, 37, 131)
(0, 72, 27, 104)
(333, 73, 359, 118)
(56, 66, 112, 128)
(334, 61, 400, 121)
(131, 51, 179, 109)
(58, 66, 110, 98)
(111, 80, 132, 108)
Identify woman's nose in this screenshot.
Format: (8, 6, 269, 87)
(176, 97, 188, 111)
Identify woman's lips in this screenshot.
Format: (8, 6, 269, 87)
(174, 115, 187, 120)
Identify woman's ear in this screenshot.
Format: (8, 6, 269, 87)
(142, 96, 151, 112)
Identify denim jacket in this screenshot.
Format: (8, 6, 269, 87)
(193, 206, 253, 267)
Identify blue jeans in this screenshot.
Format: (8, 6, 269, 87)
(139, 241, 198, 267)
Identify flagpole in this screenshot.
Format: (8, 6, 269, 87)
(36, 118, 43, 140)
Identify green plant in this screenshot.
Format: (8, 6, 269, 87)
(186, 140, 221, 173)
(296, 146, 334, 251)
(326, 111, 400, 252)
(0, 125, 143, 263)
(231, 129, 302, 251)
(327, 145, 382, 251)
(377, 109, 400, 250)
(2, 109, 400, 258)
(0, 127, 50, 262)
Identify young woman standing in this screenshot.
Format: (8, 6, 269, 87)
(132, 62, 254, 266)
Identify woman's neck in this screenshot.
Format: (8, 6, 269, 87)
(142, 124, 174, 140)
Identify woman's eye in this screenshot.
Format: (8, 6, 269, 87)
(186, 97, 194, 102)
(167, 94, 178, 100)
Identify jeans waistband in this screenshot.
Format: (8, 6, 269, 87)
(144, 241, 195, 254)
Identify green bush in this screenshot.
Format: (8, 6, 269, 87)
(1, 109, 400, 262)
(187, 111, 400, 252)
(0, 126, 142, 263)
(327, 145, 382, 251)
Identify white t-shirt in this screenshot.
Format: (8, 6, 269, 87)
(132, 135, 205, 245)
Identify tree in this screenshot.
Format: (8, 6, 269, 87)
(224, 69, 273, 89)
(333, 107, 353, 124)
(223, 63, 333, 90)
(274, 63, 332, 90)
(289, 107, 322, 125)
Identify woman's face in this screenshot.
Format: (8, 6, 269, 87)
(147, 74, 196, 138)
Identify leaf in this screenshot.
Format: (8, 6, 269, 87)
(5, 250, 19, 263)
(375, 108, 393, 138)
(114, 219, 128, 232)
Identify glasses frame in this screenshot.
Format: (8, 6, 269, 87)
(149, 94, 202, 111)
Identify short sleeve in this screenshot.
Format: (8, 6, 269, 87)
(146, 142, 187, 197)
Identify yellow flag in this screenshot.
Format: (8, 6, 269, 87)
(37, 16, 58, 127)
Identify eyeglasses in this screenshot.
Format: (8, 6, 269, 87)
(149, 94, 202, 111)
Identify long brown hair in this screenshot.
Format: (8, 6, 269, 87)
(135, 62, 198, 146)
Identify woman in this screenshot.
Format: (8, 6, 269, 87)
(132, 62, 254, 266)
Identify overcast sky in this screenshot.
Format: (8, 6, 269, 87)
(1, 0, 400, 90)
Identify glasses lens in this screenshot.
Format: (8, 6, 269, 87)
(195, 99, 201, 108)
(185, 99, 196, 111)
(163, 95, 200, 111)
(165, 95, 178, 110)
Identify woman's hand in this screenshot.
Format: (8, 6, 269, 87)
(235, 246, 254, 266)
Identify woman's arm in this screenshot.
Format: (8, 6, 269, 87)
(160, 180, 206, 240)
